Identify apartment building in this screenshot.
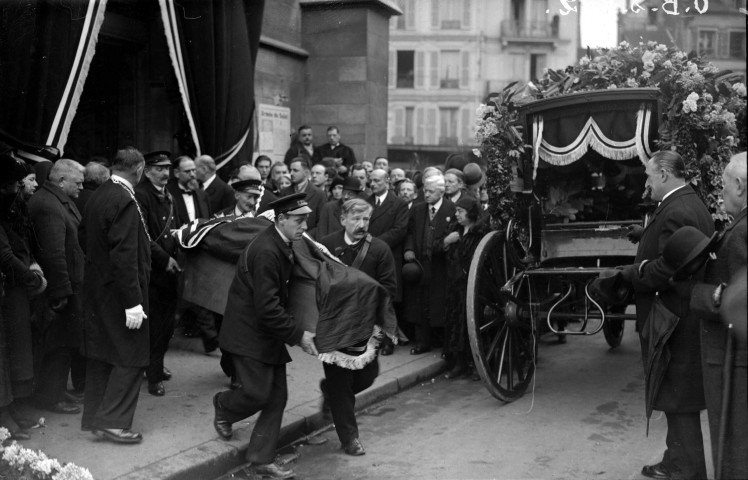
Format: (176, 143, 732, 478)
(387, 0, 580, 167)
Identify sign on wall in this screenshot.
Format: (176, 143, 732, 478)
(257, 104, 291, 163)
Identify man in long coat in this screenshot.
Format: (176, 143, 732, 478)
(28, 159, 86, 414)
(135, 151, 181, 396)
(212, 193, 318, 480)
(688, 152, 747, 478)
(80, 147, 151, 444)
(624, 151, 713, 480)
(404, 175, 455, 354)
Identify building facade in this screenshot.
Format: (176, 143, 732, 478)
(387, 0, 580, 168)
(618, 0, 746, 77)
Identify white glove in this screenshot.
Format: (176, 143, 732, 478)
(125, 304, 147, 330)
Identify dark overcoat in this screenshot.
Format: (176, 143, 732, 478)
(316, 199, 343, 240)
(368, 191, 408, 301)
(403, 198, 456, 327)
(81, 179, 151, 367)
(166, 179, 210, 228)
(690, 208, 747, 476)
(27, 181, 85, 348)
(134, 180, 178, 292)
(313, 143, 356, 168)
(218, 225, 304, 364)
(204, 176, 235, 216)
(630, 184, 714, 412)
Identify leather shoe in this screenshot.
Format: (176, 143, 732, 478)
(379, 342, 394, 356)
(203, 336, 219, 354)
(212, 393, 233, 440)
(248, 462, 295, 479)
(342, 437, 366, 456)
(641, 462, 677, 479)
(162, 367, 172, 381)
(444, 364, 466, 379)
(148, 381, 165, 396)
(42, 401, 81, 414)
(409, 344, 431, 355)
(95, 428, 143, 444)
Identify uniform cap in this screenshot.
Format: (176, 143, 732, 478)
(144, 150, 172, 166)
(232, 178, 262, 195)
(267, 192, 312, 215)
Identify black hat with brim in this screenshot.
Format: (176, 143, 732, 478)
(267, 192, 312, 215)
(144, 150, 172, 166)
(664, 226, 721, 280)
(402, 259, 424, 284)
(342, 176, 364, 192)
(232, 179, 262, 195)
(588, 269, 632, 306)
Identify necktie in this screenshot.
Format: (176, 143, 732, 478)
(429, 206, 436, 221)
(376, 198, 381, 208)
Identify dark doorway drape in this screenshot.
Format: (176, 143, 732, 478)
(158, 0, 265, 170)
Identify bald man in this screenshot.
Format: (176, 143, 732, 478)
(196, 155, 234, 215)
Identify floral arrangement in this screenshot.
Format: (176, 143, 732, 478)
(0, 427, 94, 480)
(475, 41, 747, 225)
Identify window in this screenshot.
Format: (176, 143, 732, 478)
(698, 30, 717, 57)
(394, 0, 415, 30)
(432, 0, 472, 30)
(439, 108, 459, 145)
(729, 31, 746, 58)
(440, 50, 460, 88)
(396, 51, 415, 88)
(416, 106, 438, 145)
(530, 53, 546, 82)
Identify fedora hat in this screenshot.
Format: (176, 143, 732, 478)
(588, 269, 632, 306)
(402, 259, 423, 284)
(664, 226, 720, 280)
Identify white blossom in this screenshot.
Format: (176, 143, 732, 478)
(733, 82, 747, 97)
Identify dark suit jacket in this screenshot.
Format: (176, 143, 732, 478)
(368, 191, 409, 301)
(204, 175, 235, 216)
(319, 231, 397, 299)
(73, 182, 98, 215)
(134, 180, 179, 292)
(284, 144, 316, 167)
(404, 198, 456, 327)
(280, 182, 327, 235)
(313, 143, 356, 168)
(81, 179, 151, 367)
(316, 199, 343, 240)
(219, 225, 304, 364)
(631, 184, 713, 412)
(27, 181, 84, 300)
(166, 179, 210, 228)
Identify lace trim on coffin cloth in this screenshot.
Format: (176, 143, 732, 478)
(532, 103, 653, 179)
(317, 325, 398, 370)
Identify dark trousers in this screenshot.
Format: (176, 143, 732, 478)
(146, 288, 177, 383)
(661, 411, 707, 479)
(322, 358, 379, 444)
(82, 358, 142, 430)
(33, 347, 72, 406)
(70, 348, 86, 392)
(216, 355, 287, 464)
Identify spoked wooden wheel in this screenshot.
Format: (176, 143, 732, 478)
(602, 307, 625, 347)
(467, 230, 536, 402)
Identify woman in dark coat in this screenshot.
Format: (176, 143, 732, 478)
(0, 154, 45, 439)
(442, 196, 486, 379)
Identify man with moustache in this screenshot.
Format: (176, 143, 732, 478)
(166, 155, 210, 228)
(280, 158, 326, 235)
(318, 198, 397, 456)
(80, 147, 151, 444)
(212, 193, 318, 479)
(398, 179, 418, 209)
(284, 125, 316, 167)
(134, 151, 181, 396)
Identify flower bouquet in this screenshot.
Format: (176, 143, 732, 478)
(0, 427, 93, 480)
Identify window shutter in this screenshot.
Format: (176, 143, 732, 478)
(431, 0, 440, 29)
(463, 0, 472, 29)
(415, 106, 426, 144)
(405, 0, 416, 29)
(719, 31, 728, 58)
(429, 51, 439, 89)
(460, 106, 473, 145)
(460, 51, 471, 88)
(389, 51, 396, 88)
(415, 51, 425, 88)
(395, 108, 405, 138)
(426, 106, 438, 145)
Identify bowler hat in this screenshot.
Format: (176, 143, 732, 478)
(341, 176, 364, 192)
(588, 269, 632, 306)
(144, 150, 172, 166)
(267, 192, 312, 215)
(402, 259, 423, 284)
(463, 163, 485, 187)
(664, 226, 720, 280)
(0, 153, 28, 185)
(444, 153, 468, 172)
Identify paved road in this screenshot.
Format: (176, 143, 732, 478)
(222, 325, 713, 480)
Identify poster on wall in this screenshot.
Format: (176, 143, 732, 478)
(256, 104, 291, 164)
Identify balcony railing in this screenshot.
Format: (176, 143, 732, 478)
(501, 20, 558, 39)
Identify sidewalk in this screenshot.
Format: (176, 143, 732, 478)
(13, 333, 446, 480)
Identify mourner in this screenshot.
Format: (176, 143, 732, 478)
(80, 147, 151, 444)
(134, 151, 181, 396)
(213, 193, 318, 480)
(319, 198, 397, 456)
(28, 159, 86, 414)
(196, 154, 234, 216)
